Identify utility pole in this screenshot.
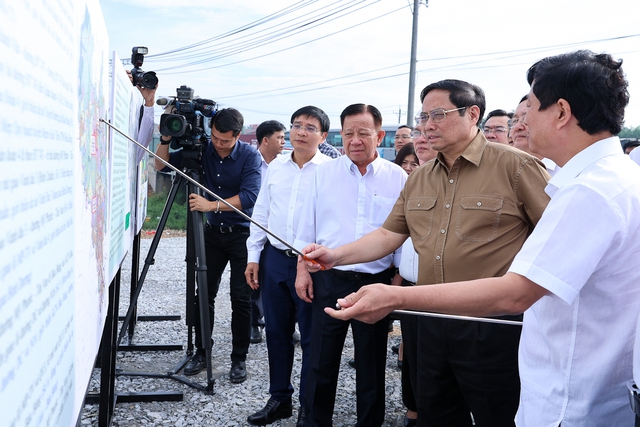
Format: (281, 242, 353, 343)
(393, 106, 403, 124)
(406, 0, 426, 126)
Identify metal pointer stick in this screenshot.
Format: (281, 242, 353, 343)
(392, 309, 523, 325)
(335, 303, 523, 326)
(100, 119, 317, 264)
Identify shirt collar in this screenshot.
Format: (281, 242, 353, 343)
(285, 149, 328, 167)
(342, 151, 383, 175)
(546, 136, 620, 197)
(429, 129, 486, 171)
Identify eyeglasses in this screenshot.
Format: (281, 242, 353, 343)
(291, 123, 320, 133)
(415, 106, 468, 125)
(482, 126, 508, 134)
(507, 117, 525, 128)
(394, 134, 414, 140)
(410, 130, 422, 138)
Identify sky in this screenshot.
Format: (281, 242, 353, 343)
(100, 0, 640, 130)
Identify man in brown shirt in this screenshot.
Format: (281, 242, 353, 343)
(300, 79, 550, 426)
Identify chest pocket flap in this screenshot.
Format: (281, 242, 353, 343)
(406, 197, 437, 241)
(407, 197, 437, 211)
(459, 196, 503, 211)
(456, 195, 504, 242)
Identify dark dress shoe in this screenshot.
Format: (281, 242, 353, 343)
(296, 406, 306, 427)
(347, 358, 356, 368)
(250, 326, 263, 344)
(184, 352, 206, 376)
(229, 360, 247, 383)
(247, 398, 293, 425)
(391, 344, 400, 354)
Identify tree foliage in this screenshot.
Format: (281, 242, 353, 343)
(619, 126, 640, 139)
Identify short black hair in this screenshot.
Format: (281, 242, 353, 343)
(211, 108, 244, 137)
(339, 104, 383, 129)
(527, 50, 629, 135)
(397, 124, 413, 131)
(420, 79, 486, 125)
(486, 109, 513, 120)
(290, 106, 330, 133)
(256, 120, 286, 146)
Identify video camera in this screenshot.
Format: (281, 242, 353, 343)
(159, 85, 217, 155)
(130, 46, 158, 89)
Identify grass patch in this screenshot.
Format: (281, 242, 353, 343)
(143, 189, 189, 231)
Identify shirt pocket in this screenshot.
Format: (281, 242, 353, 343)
(455, 195, 503, 242)
(369, 194, 397, 225)
(406, 197, 437, 241)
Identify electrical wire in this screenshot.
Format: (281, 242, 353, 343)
(158, 4, 407, 74)
(154, 0, 367, 63)
(146, 0, 318, 58)
(155, 1, 391, 73)
(215, 34, 640, 101)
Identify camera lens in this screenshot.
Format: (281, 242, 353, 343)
(160, 113, 188, 137)
(141, 71, 158, 89)
(166, 116, 183, 133)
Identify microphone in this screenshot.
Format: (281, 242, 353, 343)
(156, 96, 174, 106)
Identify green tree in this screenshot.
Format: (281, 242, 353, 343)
(619, 126, 640, 139)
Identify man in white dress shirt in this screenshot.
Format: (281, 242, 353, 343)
(245, 106, 332, 427)
(316, 50, 640, 426)
(294, 104, 407, 427)
(249, 120, 287, 344)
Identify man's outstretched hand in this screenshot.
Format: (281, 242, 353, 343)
(324, 283, 398, 324)
(300, 243, 337, 272)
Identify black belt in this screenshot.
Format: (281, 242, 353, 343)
(205, 222, 249, 234)
(272, 246, 298, 258)
(332, 268, 394, 282)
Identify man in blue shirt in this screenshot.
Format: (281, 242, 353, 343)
(154, 107, 261, 383)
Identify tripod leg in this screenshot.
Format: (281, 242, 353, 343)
(117, 174, 185, 346)
(188, 180, 215, 394)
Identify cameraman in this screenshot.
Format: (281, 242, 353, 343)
(127, 70, 156, 163)
(154, 108, 261, 383)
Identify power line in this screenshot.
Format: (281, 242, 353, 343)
(156, 1, 396, 73)
(215, 34, 640, 101)
(147, 1, 318, 58)
(154, 0, 367, 63)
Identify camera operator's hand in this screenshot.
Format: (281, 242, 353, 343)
(189, 193, 213, 213)
(127, 69, 157, 107)
(245, 263, 260, 290)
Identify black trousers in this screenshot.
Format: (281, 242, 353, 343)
(405, 316, 521, 427)
(305, 268, 394, 427)
(193, 226, 252, 362)
(400, 313, 418, 413)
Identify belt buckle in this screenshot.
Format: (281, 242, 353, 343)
(628, 381, 639, 413)
(284, 249, 297, 258)
(219, 225, 233, 233)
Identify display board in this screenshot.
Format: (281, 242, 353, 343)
(0, 0, 147, 425)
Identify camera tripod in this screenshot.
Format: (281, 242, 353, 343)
(117, 159, 215, 394)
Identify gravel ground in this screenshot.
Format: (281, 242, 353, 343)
(81, 235, 406, 426)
